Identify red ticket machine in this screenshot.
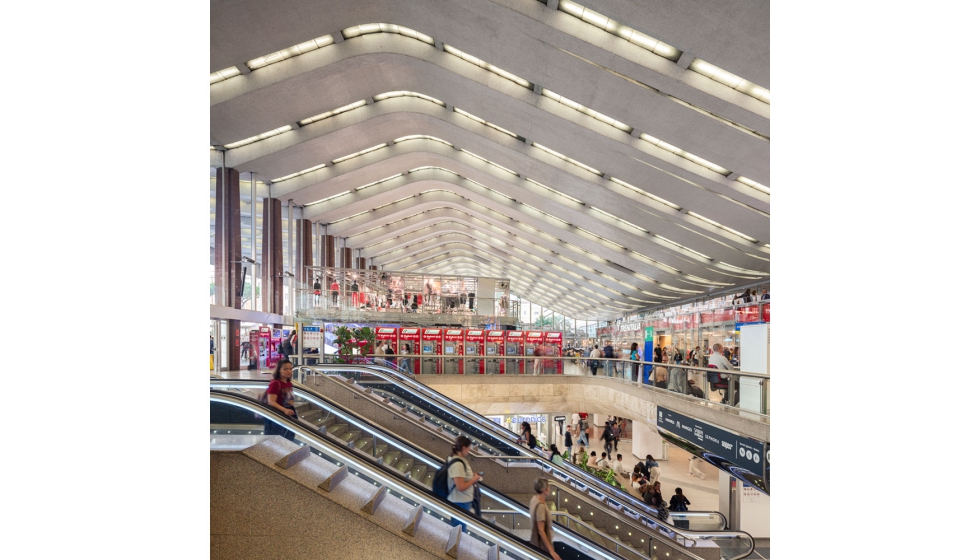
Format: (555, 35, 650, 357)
(485, 330, 505, 374)
(398, 327, 420, 374)
(525, 331, 544, 374)
(505, 330, 525, 374)
(257, 327, 272, 370)
(464, 330, 485, 374)
(375, 327, 399, 367)
(443, 329, 465, 375)
(545, 331, 563, 374)
(762, 303, 771, 322)
(421, 328, 443, 374)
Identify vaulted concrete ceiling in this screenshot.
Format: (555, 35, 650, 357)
(210, 0, 770, 321)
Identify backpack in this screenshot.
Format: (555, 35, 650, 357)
(671, 497, 688, 512)
(527, 433, 537, 449)
(431, 458, 463, 500)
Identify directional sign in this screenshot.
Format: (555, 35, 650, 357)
(656, 407, 767, 480)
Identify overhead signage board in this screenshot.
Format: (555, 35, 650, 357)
(656, 407, 767, 481)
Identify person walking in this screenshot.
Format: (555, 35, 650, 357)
(600, 421, 614, 459)
(688, 455, 705, 479)
(529, 478, 562, 560)
(575, 415, 590, 447)
(611, 421, 621, 451)
(447, 435, 482, 532)
(589, 344, 601, 376)
(669, 487, 691, 529)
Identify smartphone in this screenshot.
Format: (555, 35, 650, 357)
(478, 472, 484, 476)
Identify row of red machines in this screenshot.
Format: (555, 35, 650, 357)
(375, 328, 564, 375)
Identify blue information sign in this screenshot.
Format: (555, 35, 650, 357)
(656, 407, 767, 480)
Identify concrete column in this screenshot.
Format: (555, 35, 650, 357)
(262, 198, 284, 314)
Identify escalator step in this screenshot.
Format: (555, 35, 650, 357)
(353, 438, 372, 451)
(339, 430, 361, 443)
(394, 457, 414, 474)
(422, 471, 435, 487)
(325, 424, 348, 435)
(410, 464, 427, 481)
(383, 451, 401, 465)
(373, 444, 388, 457)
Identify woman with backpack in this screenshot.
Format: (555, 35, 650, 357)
(518, 421, 536, 449)
(446, 435, 482, 532)
(669, 487, 691, 529)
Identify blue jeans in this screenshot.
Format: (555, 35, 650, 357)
(450, 501, 473, 533)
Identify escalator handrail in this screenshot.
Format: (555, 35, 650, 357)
(298, 365, 736, 540)
(210, 388, 617, 560)
(212, 379, 726, 557)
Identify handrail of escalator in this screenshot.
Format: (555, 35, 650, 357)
(210, 389, 618, 560)
(212, 382, 744, 560)
(297, 365, 735, 539)
(299, 364, 687, 519)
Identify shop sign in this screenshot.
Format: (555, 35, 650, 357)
(509, 415, 547, 424)
(644, 327, 653, 341)
(734, 321, 765, 332)
(554, 416, 566, 422)
(657, 407, 767, 480)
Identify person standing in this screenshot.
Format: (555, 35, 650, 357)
(399, 343, 412, 373)
(563, 424, 573, 456)
(629, 342, 641, 382)
(669, 487, 691, 529)
(603, 340, 614, 376)
(529, 478, 562, 560)
(447, 436, 482, 532)
(518, 421, 537, 449)
(761, 288, 770, 300)
(653, 345, 663, 364)
(312, 277, 321, 306)
(611, 421, 622, 451)
(589, 344, 601, 375)
(688, 455, 705, 479)
(263, 359, 297, 441)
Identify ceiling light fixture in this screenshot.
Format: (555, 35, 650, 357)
(246, 35, 335, 70)
(443, 44, 533, 90)
(532, 143, 603, 176)
(373, 91, 446, 107)
(557, 1, 681, 62)
(542, 89, 633, 133)
(639, 133, 731, 176)
(689, 58, 771, 104)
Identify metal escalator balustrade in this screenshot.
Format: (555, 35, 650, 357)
(210, 388, 615, 560)
(300, 364, 689, 523)
(213, 379, 750, 560)
(292, 366, 754, 560)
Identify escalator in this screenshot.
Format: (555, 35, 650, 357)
(297, 365, 752, 559)
(213, 378, 752, 560)
(300, 363, 748, 539)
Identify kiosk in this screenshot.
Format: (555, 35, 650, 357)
(545, 331, 563, 374)
(464, 330, 485, 374)
(485, 330, 505, 374)
(442, 329, 464, 375)
(421, 328, 442, 374)
(375, 327, 399, 366)
(505, 330, 525, 374)
(257, 327, 272, 369)
(398, 327, 420, 374)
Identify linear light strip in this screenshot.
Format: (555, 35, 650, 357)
(609, 177, 681, 210)
(373, 91, 446, 107)
(689, 59, 770, 105)
(459, 149, 518, 176)
(332, 143, 387, 164)
(639, 133, 731, 176)
(525, 178, 584, 205)
(394, 135, 454, 147)
(341, 23, 434, 46)
(542, 89, 632, 133)
(531, 143, 603, 176)
(557, 1, 681, 62)
(735, 176, 770, 194)
(453, 107, 521, 140)
(223, 124, 293, 149)
(271, 163, 326, 183)
(443, 44, 533, 90)
(247, 34, 335, 70)
(687, 212, 758, 243)
(209, 66, 241, 85)
(298, 100, 367, 126)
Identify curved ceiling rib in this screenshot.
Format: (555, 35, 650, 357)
(211, 0, 769, 321)
(211, 36, 770, 185)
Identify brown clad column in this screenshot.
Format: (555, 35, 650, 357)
(343, 247, 353, 269)
(215, 167, 242, 371)
(262, 197, 283, 314)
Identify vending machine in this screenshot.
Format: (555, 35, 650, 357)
(421, 328, 443, 374)
(257, 327, 272, 369)
(398, 327, 420, 374)
(505, 330, 525, 374)
(375, 327, 399, 367)
(545, 331, 563, 374)
(464, 330, 485, 374)
(443, 329, 464, 374)
(485, 330, 505, 374)
(269, 328, 283, 368)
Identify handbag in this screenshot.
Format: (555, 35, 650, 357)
(472, 484, 482, 518)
